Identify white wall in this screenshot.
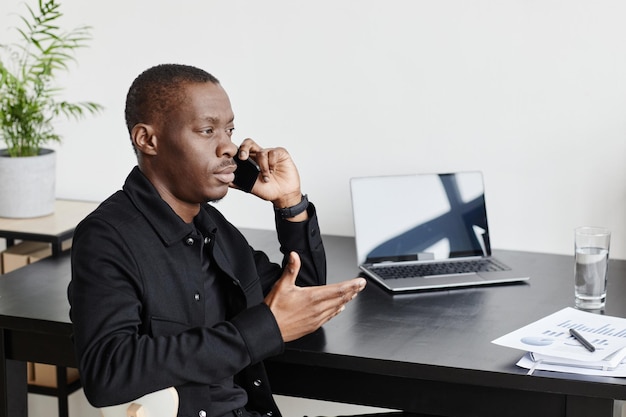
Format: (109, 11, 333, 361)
(1, 0, 625, 259)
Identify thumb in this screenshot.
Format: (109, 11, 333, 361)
(282, 251, 301, 286)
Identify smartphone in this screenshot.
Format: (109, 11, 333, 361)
(233, 154, 260, 193)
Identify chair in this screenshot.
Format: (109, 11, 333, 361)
(98, 387, 432, 417)
(99, 387, 178, 417)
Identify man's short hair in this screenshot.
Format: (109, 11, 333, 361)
(124, 64, 220, 136)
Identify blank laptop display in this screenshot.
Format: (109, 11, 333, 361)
(350, 172, 529, 292)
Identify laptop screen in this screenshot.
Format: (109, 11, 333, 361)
(350, 172, 492, 265)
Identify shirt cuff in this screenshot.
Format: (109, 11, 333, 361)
(231, 303, 284, 364)
(275, 202, 322, 253)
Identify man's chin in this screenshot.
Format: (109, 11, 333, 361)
(204, 186, 230, 204)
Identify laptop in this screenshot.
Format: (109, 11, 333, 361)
(350, 171, 529, 292)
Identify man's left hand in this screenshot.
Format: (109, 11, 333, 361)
(233, 138, 303, 209)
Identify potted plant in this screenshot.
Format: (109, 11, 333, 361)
(0, 0, 102, 218)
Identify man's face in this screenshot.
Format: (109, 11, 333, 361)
(153, 81, 238, 204)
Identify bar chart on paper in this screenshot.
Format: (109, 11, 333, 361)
(556, 319, 626, 338)
(554, 318, 626, 348)
(492, 307, 626, 362)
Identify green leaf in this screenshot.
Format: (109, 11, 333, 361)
(0, 0, 102, 157)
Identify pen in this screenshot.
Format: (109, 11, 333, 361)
(570, 328, 595, 352)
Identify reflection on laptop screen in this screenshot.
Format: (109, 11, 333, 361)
(350, 172, 492, 265)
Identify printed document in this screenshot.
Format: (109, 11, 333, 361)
(492, 307, 626, 376)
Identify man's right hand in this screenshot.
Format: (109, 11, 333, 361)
(264, 252, 366, 342)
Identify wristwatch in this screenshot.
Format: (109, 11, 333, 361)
(275, 194, 309, 219)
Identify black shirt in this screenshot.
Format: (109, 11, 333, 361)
(69, 166, 326, 417)
(193, 215, 248, 417)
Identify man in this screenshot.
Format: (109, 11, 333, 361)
(68, 63, 366, 417)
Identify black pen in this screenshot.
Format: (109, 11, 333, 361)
(570, 328, 595, 352)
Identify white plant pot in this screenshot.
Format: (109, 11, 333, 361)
(0, 149, 56, 218)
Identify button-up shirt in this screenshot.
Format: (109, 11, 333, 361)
(69, 166, 326, 417)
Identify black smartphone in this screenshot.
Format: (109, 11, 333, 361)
(233, 154, 260, 193)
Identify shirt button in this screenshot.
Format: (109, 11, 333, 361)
(266, 412, 273, 417)
(253, 379, 262, 387)
(236, 410, 243, 417)
(204, 236, 210, 244)
(199, 411, 207, 417)
(185, 237, 194, 246)
(194, 293, 201, 301)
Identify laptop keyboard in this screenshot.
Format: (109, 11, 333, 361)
(370, 258, 510, 280)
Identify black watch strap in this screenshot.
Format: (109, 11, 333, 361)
(275, 194, 309, 219)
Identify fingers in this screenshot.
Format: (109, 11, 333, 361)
(323, 277, 367, 310)
(237, 139, 290, 184)
(266, 271, 367, 342)
(327, 277, 367, 302)
(236, 138, 268, 178)
(254, 151, 272, 183)
(305, 278, 366, 336)
(306, 277, 366, 323)
(236, 138, 259, 160)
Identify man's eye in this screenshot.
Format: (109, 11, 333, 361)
(203, 128, 214, 134)
(227, 127, 235, 135)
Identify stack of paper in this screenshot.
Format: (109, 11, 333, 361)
(492, 307, 626, 376)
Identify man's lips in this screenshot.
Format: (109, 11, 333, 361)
(214, 163, 236, 184)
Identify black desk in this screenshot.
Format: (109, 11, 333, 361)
(0, 251, 76, 417)
(243, 230, 626, 417)
(1, 229, 625, 417)
(0, 200, 96, 417)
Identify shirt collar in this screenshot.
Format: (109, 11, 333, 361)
(122, 166, 217, 246)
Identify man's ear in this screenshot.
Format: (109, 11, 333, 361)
(131, 123, 158, 155)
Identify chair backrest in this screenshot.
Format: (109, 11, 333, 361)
(99, 387, 178, 417)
